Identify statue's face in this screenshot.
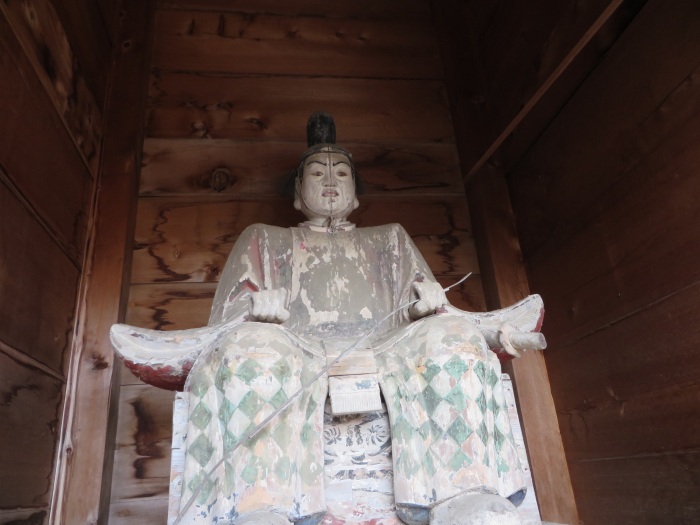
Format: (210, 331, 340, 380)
(294, 151, 359, 224)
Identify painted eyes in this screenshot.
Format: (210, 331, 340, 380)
(310, 170, 349, 178)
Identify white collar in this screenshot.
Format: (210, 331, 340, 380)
(298, 220, 356, 233)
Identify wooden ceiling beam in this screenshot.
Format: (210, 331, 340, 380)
(465, 0, 626, 180)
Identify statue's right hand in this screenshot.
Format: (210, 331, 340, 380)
(249, 289, 290, 324)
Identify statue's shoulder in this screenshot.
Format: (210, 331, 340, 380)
(357, 223, 407, 236)
(244, 223, 287, 232)
(235, 224, 294, 251)
(242, 223, 293, 237)
(354, 224, 411, 248)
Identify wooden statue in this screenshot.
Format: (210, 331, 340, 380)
(111, 113, 546, 525)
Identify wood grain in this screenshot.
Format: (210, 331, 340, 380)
(523, 89, 700, 347)
(498, 0, 645, 173)
(97, 0, 121, 45)
(569, 452, 700, 525)
(467, 166, 578, 524)
(147, 74, 453, 142)
(0, 509, 48, 525)
(477, 0, 618, 138)
(131, 198, 298, 284)
(510, 0, 700, 259)
(51, 0, 113, 108)
(125, 283, 217, 331)
(152, 9, 441, 79)
(432, 0, 642, 178)
(130, 197, 477, 283)
(431, 0, 494, 175)
(503, 2, 700, 521)
(0, 0, 103, 175)
(115, 1, 483, 521)
(0, 350, 63, 510)
(0, 180, 80, 374)
(109, 497, 169, 525)
(560, 384, 700, 465)
(548, 282, 700, 461)
(111, 385, 175, 501)
(436, 274, 486, 313)
(140, 139, 464, 197)
(157, 0, 431, 20)
(52, 2, 155, 524)
(0, 15, 93, 263)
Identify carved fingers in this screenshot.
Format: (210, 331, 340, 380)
(498, 323, 521, 358)
(409, 281, 447, 319)
(249, 289, 291, 324)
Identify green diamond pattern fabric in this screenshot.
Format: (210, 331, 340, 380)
(447, 416, 472, 443)
(179, 325, 328, 524)
(167, 223, 531, 525)
(188, 371, 211, 399)
(189, 434, 214, 467)
(187, 471, 215, 505)
(177, 315, 524, 523)
(234, 358, 262, 384)
(448, 449, 472, 470)
(215, 363, 232, 391)
(375, 315, 525, 510)
(237, 391, 263, 418)
(421, 361, 442, 383)
(269, 388, 288, 409)
(190, 401, 213, 431)
(217, 397, 235, 426)
(444, 354, 469, 379)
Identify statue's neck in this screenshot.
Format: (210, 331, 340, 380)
(299, 219, 355, 233)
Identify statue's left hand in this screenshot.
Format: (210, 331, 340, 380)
(409, 281, 447, 319)
(249, 289, 291, 323)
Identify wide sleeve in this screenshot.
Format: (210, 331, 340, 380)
(208, 224, 293, 325)
(392, 224, 444, 323)
(110, 225, 293, 391)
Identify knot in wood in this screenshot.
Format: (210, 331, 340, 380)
(209, 167, 233, 192)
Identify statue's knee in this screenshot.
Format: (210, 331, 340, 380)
(223, 321, 285, 340)
(430, 494, 520, 525)
(235, 510, 293, 525)
(418, 315, 487, 359)
(219, 322, 298, 360)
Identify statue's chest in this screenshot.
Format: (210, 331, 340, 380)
(287, 231, 397, 334)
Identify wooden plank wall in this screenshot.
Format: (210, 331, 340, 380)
(431, 0, 700, 522)
(0, 1, 116, 523)
(430, 0, 700, 523)
(429, 0, 648, 521)
(109, 1, 484, 522)
(507, 1, 700, 522)
(51, 3, 155, 524)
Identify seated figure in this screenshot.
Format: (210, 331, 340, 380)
(111, 113, 546, 525)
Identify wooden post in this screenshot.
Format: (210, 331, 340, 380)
(50, 1, 155, 523)
(467, 163, 579, 524)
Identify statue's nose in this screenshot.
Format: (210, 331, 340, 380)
(324, 171, 338, 186)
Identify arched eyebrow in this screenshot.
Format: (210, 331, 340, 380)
(332, 160, 351, 168)
(305, 159, 328, 167)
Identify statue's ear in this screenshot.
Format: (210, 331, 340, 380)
(353, 196, 359, 210)
(293, 176, 302, 211)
